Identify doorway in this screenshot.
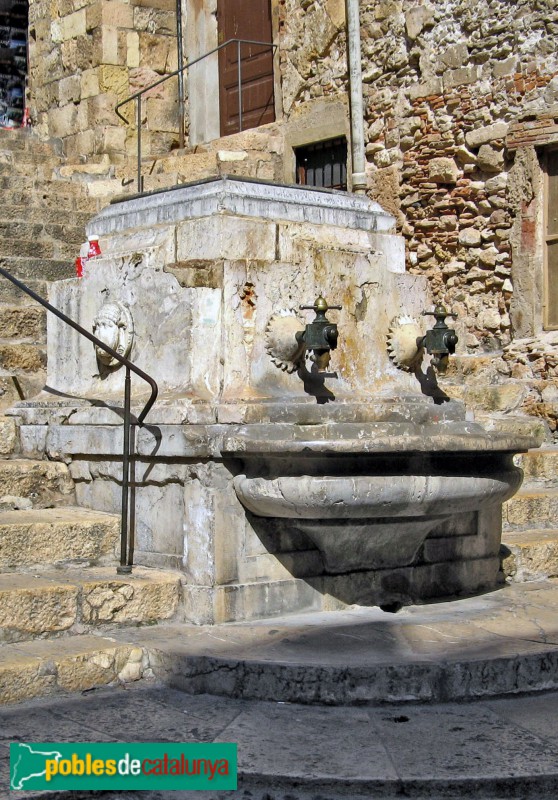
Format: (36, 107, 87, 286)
(216, 0, 274, 137)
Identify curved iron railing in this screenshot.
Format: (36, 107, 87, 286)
(115, 38, 277, 194)
(0, 265, 158, 574)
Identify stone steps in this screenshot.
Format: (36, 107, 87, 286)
(0, 635, 145, 705)
(0, 129, 62, 156)
(116, 122, 283, 194)
(0, 220, 86, 245)
(0, 277, 49, 305)
(501, 529, 558, 582)
(0, 458, 74, 506)
(0, 507, 120, 570)
(0, 188, 100, 212)
(6, 682, 558, 800)
(500, 447, 558, 583)
(515, 446, 558, 484)
(0, 566, 182, 644)
(0, 341, 46, 373)
(118, 580, 558, 706)
(0, 305, 45, 342)
(503, 487, 558, 530)
(0, 255, 75, 282)
(0, 236, 76, 260)
(0, 204, 92, 227)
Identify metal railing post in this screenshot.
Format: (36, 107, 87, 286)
(237, 39, 242, 132)
(117, 367, 132, 574)
(115, 39, 276, 193)
(137, 95, 143, 194)
(0, 266, 158, 576)
(176, 0, 185, 149)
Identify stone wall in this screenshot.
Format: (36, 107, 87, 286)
(27, 0, 178, 161)
(279, 0, 558, 436)
(24, 0, 558, 434)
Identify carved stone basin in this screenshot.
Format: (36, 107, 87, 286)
(223, 421, 530, 574)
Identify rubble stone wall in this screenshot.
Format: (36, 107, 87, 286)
(279, 0, 558, 436)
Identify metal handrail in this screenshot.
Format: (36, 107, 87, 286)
(0, 265, 159, 575)
(115, 38, 277, 193)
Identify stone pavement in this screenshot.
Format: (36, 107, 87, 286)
(3, 579, 558, 799)
(1, 681, 558, 799)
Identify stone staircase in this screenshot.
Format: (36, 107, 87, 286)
(501, 446, 558, 582)
(0, 127, 99, 416)
(0, 455, 183, 705)
(0, 128, 185, 706)
(115, 121, 285, 194)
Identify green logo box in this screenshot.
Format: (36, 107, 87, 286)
(10, 742, 237, 791)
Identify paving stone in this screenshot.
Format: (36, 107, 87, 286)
(119, 581, 558, 705)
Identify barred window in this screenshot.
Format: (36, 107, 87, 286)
(295, 138, 347, 191)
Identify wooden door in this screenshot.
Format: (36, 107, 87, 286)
(217, 0, 275, 137)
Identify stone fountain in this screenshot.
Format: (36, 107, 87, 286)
(16, 177, 540, 622)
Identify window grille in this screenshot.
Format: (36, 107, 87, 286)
(295, 137, 347, 191)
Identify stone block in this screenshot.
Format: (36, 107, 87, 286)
(80, 568, 181, 624)
(459, 228, 482, 247)
(81, 68, 100, 99)
(58, 74, 81, 104)
(502, 530, 558, 581)
(429, 157, 459, 184)
(0, 508, 119, 569)
(177, 216, 276, 262)
(48, 103, 79, 138)
(95, 26, 124, 66)
(98, 65, 129, 102)
(408, 78, 442, 100)
(0, 459, 74, 505)
(405, 4, 434, 39)
(145, 97, 180, 133)
(64, 129, 97, 161)
(87, 0, 134, 31)
(61, 8, 87, 40)
(0, 575, 77, 641)
(504, 490, 558, 529)
(139, 32, 173, 73)
(133, 6, 175, 35)
(441, 42, 469, 69)
(0, 305, 45, 341)
(516, 448, 558, 483)
(126, 30, 140, 67)
(477, 144, 505, 173)
(0, 417, 17, 455)
(466, 122, 509, 149)
(0, 343, 46, 372)
(443, 66, 481, 90)
(87, 93, 120, 127)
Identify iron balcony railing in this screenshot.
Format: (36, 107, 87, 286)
(115, 38, 277, 194)
(0, 266, 158, 575)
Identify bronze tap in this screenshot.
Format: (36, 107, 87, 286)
(297, 296, 341, 372)
(418, 304, 458, 371)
